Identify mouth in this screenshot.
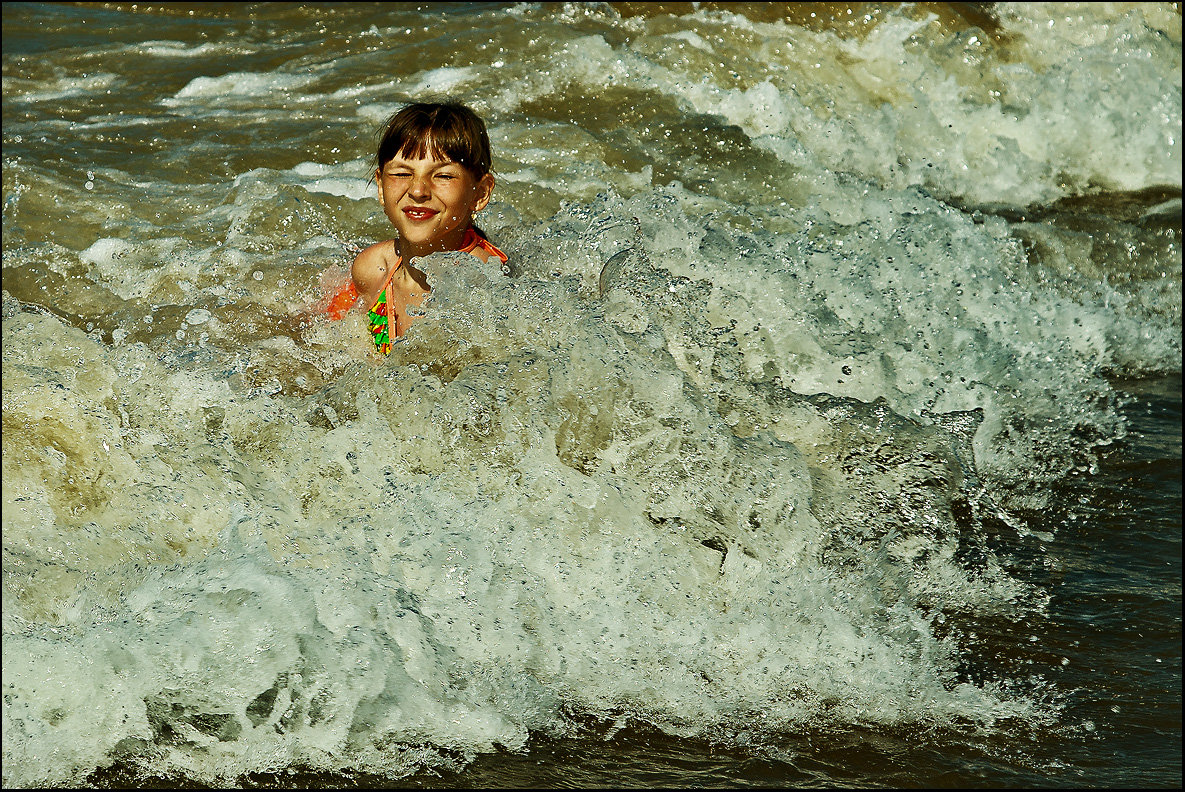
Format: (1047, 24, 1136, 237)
(402, 206, 439, 222)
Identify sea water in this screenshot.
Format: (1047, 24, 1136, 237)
(2, 2, 1180, 787)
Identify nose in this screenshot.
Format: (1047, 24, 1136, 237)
(409, 173, 431, 199)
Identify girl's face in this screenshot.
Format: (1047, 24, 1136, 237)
(376, 151, 494, 259)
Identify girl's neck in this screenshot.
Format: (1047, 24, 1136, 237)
(397, 225, 471, 261)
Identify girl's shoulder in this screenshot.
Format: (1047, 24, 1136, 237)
(351, 239, 402, 306)
(352, 239, 399, 280)
(353, 238, 398, 266)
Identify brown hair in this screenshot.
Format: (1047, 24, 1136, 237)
(374, 101, 492, 179)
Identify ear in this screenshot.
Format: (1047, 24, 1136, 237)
(375, 169, 385, 206)
(473, 173, 495, 212)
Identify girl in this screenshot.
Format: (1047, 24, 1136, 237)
(327, 102, 507, 353)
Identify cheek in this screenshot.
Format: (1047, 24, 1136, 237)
(380, 184, 407, 212)
(456, 184, 483, 208)
(439, 190, 469, 215)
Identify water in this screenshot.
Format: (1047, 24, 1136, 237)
(2, 2, 1180, 787)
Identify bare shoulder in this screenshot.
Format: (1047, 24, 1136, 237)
(352, 240, 395, 283)
(351, 240, 398, 304)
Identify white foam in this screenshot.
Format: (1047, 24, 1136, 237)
(137, 40, 233, 58)
(407, 66, 480, 94)
(2, 2, 1179, 785)
(300, 178, 373, 200)
(10, 72, 119, 103)
(166, 72, 317, 102)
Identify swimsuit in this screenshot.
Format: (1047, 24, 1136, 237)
(325, 227, 507, 355)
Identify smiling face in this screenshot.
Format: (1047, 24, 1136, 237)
(377, 151, 494, 261)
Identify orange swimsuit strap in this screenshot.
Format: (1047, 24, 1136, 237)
(458, 226, 508, 263)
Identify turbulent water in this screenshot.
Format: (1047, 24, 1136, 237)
(2, 2, 1181, 788)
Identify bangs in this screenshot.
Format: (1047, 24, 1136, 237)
(376, 103, 491, 177)
(397, 132, 478, 173)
